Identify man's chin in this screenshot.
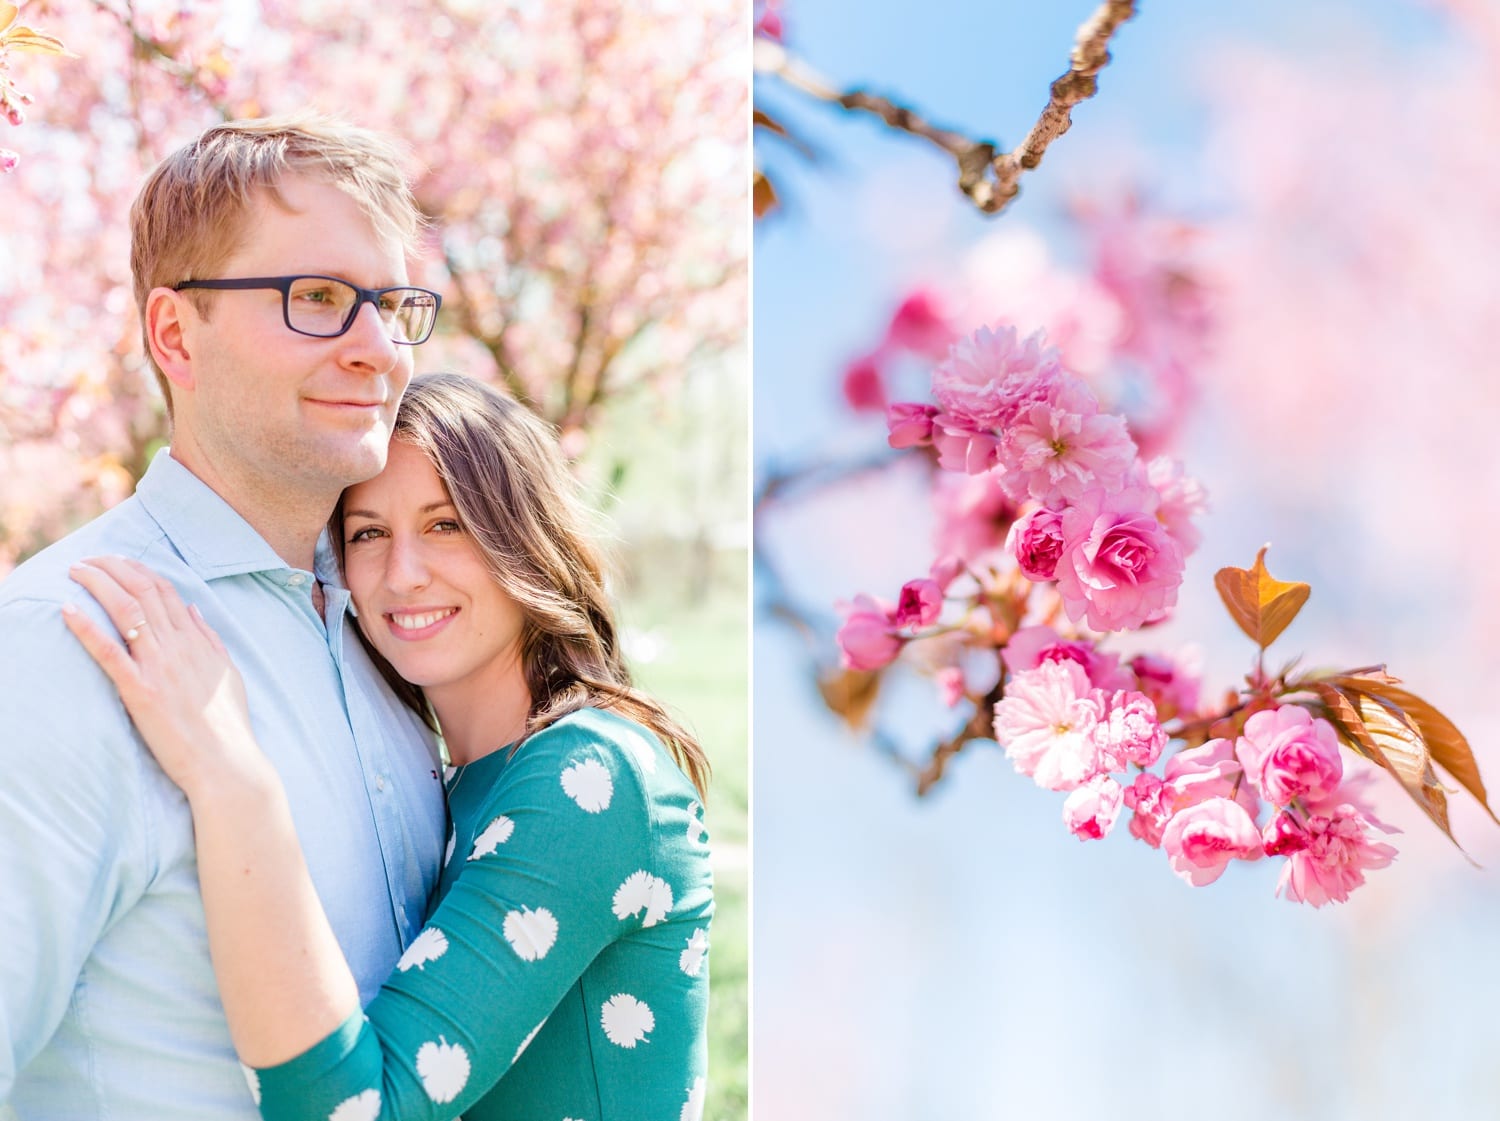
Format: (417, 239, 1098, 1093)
(310, 431, 395, 488)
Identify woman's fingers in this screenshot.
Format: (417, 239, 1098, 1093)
(61, 602, 143, 696)
(79, 555, 194, 634)
(68, 560, 158, 651)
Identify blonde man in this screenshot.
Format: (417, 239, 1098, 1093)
(0, 116, 447, 1118)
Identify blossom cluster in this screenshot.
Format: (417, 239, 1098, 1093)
(833, 321, 1413, 906)
(889, 324, 1198, 634)
(997, 658, 1397, 906)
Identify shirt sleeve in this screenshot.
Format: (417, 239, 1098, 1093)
(0, 598, 154, 1097)
(253, 718, 659, 1121)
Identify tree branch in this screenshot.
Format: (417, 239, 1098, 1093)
(756, 0, 1137, 215)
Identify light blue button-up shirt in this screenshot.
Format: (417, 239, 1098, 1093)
(0, 450, 447, 1118)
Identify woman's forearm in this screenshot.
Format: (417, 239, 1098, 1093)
(185, 759, 361, 1068)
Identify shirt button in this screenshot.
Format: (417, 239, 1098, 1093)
(288, 573, 307, 587)
(375, 774, 387, 791)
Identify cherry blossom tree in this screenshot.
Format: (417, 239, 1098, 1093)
(0, 0, 746, 574)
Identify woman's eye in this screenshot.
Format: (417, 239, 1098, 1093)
(347, 525, 385, 543)
(432, 519, 463, 534)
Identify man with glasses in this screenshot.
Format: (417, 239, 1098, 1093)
(0, 115, 448, 1118)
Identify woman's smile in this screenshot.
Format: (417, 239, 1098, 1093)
(385, 606, 460, 639)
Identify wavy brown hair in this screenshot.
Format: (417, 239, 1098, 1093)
(332, 373, 709, 799)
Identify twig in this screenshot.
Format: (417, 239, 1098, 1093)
(755, 0, 1137, 215)
(757, 451, 993, 795)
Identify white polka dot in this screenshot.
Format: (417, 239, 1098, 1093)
(682, 1076, 707, 1121)
(416, 1038, 470, 1104)
(443, 829, 456, 867)
(687, 802, 708, 844)
(240, 1063, 261, 1105)
(397, 926, 448, 972)
(469, 814, 515, 860)
(626, 736, 658, 774)
(513, 1018, 546, 1064)
(600, 993, 655, 1048)
(561, 758, 613, 812)
(679, 928, 709, 977)
(503, 905, 559, 960)
(612, 870, 674, 927)
(328, 1088, 381, 1121)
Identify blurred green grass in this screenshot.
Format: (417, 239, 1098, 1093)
(622, 549, 748, 1121)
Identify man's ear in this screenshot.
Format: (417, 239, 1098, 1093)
(144, 288, 197, 392)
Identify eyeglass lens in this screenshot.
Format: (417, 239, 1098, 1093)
(286, 278, 438, 343)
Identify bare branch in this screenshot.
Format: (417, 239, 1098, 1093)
(756, 0, 1137, 215)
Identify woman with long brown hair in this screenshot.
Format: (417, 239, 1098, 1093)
(64, 373, 714, 1120)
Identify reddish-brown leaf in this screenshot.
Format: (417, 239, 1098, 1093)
(1348, 690, 1458, 847)
(753, 169, 778, 219)
(1338, 678, 1498, 826)
(1308, 683, 1380, 761)
(817, 667, 879, 730)
(1213, 546, 1311, 650)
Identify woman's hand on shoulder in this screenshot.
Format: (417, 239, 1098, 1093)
(63, 555, 265, 799)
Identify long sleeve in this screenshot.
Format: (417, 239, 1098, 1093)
(0, 599, 154, 1098)
(253, 708, 713, 1121)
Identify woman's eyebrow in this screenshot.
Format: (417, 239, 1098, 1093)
(343, 501, 456, 520)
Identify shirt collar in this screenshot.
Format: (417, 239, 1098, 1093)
(133, 448, 322, 582)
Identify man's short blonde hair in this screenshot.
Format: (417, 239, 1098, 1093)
(129, 113, 423, 412)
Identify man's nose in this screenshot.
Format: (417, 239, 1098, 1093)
(338, 299, 402, 375)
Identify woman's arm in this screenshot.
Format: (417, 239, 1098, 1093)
(63, 556, 360, 1067)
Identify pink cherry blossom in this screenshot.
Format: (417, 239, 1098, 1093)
(1001, 625, 1133, 692)
(1006, 506, 1066, 582)
(1123, 772, 1172, 848)
(1164, 737, 1260, 820)
(886, 401, 937, 449)
(1063, 775, 1124, 841)
(1055, 485, 1186, 632)
(993, 659, 1106, 791)
(842, 354, 887, 411)
(892, 579, 942, 629)
(836, 595, 901, 671)
(1093, 690, 1166, 771)
(1162, 796, 1264, 887)
(883, 289, 954, 357)
(931, 420, 1001, 475)
(931, 470, 1016, 564)
(1129, 651, 1202, 721)
(931, 324, 1063, 431)
(1261, 810, 1309, 857)
(998, 375, 1138, 506)
(1235, 705, 1344, 807)
(752, 0, 783, 40)
(1143, 455, 1208, 553)
(1275, 805, 1399, 907)
(928, 554, 966, 593)
(936, 666, 966, 707)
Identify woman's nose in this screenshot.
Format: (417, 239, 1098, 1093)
(386, 536, 431, 591)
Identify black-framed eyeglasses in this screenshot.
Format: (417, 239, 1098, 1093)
(172, 275, 442, 345)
